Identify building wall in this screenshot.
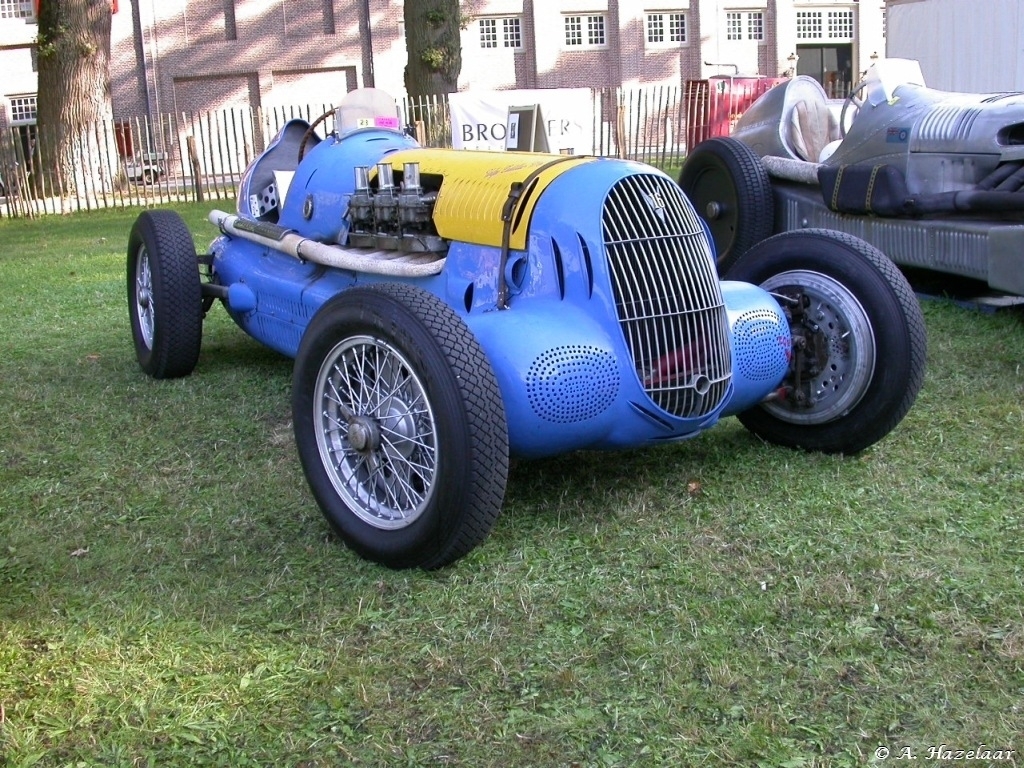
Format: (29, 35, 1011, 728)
(116, 0, 367, 118)
(0, 0, 885, 132)
(0, 2, 40, 133)
(456, 1, 884, 92)
(459, 0, 536, 92)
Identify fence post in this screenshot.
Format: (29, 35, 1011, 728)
(2, 87, 704, 216)
(186, 135, 204, 203)
(616, 102, 627, 159)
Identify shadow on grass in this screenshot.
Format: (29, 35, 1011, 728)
(500, 420, 766, 530)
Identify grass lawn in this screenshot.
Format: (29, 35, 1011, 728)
(1, 203, 1023, 767)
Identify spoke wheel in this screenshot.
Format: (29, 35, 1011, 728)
(313, 335, 438, 530)
(293, 284, 508, 569)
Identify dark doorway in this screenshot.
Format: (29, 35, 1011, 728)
(796, 44, 853, 97)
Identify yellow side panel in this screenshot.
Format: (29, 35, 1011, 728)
(381, 149, 595, 250)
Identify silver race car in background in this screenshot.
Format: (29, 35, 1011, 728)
(680, 58, 1024, 296)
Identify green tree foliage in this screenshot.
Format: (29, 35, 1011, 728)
(403, 0, 466, 99)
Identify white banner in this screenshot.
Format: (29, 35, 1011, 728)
(448, 89, 594, 153)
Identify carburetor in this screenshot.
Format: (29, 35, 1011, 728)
(346, 161, 445, 254)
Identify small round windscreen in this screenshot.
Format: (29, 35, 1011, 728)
(336, 88, 402, 135)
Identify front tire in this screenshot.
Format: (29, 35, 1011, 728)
(292, 284, 509, 569)
(126, 210, 203, 379)
(726, 229, 926, 454)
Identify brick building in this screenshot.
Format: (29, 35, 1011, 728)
(1, 0, 883, 133)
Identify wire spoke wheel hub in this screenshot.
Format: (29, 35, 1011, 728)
(314, 335, 438, 531)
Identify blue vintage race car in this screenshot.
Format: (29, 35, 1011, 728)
(127, 89, 926, 568)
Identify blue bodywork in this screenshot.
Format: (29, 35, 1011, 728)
(210, 127, 792, 459)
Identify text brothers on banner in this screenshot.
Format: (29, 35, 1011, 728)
(448, 89, 594, 154)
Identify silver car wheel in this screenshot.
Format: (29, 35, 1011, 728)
(134, 247, 155, 351)
(313, 335, 438, 530)
(760, 269, 876, 425)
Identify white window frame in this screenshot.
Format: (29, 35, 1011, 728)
(645, 11, 688, 47)
(796, 7, 856, 42)
(479, 16, 523, 50)
(479, 18, 498, 49)
(0, 0, 34, 20)
(747, 11, 764, 41)
(668, 12, 686, 43)
(726, 9, 765, 42)
(827, 9, 854, 41)
(8, 94, 37, 125)
(502, 16, 522, 50)
(796, 10, 823, 39)
(726, 11, 743, 41)
(647, 13, 665, 43)
(564, 14, 607, 49)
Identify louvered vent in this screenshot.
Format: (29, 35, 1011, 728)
(602, 174, 732, 418)
(917, 106, 981, 143)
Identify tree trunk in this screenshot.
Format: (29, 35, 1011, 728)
(34, 0, 114, 201)
(403, 0, 464, 100)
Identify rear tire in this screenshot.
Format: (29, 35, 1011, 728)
(127, 210, 203, 379)
(679, 137, 774, 272)
(292, 284, 509, 569)
(726, 229, 926, 454)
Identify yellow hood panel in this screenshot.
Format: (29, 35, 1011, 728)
(380, 149, 594, 250)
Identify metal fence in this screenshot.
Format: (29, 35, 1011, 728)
(0, 82, 764, 219)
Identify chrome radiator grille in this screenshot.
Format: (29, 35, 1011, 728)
(602, 174, 732, 419)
